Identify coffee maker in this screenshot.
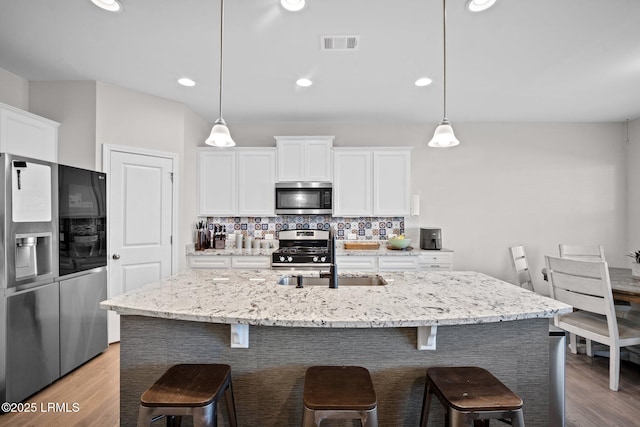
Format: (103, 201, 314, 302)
(420, 228, 442, 250)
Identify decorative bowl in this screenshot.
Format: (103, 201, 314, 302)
(388, 238, 411, 249)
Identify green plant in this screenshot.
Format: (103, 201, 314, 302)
(627, 250, 640, 263)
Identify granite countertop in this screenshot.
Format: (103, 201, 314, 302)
(337, 243, 454, 257)
(100, 269, 571, 328)
(187, 241, 451, 257)
(188, 247, 277, 256)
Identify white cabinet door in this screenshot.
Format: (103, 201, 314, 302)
(275, 136, 333, 182)
(198, 148, 276, 217)
(304, 139, 332, 182)
(198, 150, 236, 216)
(188, 255, 232, 269)
(276, 139, 305, 182)
(373, 149, 411, 216)
(378, 256, 419, 271)
(333, 149, 372, 216)
(0, 103, 59, 162)
(238, 149, 276, 216)
(418, 251, 454, 271)
(335, 255, 377, 271)
(231, 256, 271, 269)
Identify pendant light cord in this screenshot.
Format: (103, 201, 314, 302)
(627, 118, 630, 144)
(442, 0, 447, 119)
(218, 0, 225, 119)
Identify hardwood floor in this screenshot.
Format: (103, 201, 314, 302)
(565, 352, 640, 427)
(0, 343, 119, 427)
(1, 342, 638, 426)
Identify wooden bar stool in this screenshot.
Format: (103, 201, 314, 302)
(137, 364, 237, 427)
(420, 366, 525, 427)
(302, 365, 378, 427)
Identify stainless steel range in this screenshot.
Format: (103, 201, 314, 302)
(272, 230, 331, 269)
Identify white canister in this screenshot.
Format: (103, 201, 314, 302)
(235, 233, 243, 249)
(253, 239, 261, 250)
(244, 235, 253, 249)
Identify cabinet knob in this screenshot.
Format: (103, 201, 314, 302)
(112, 254, 121, 260)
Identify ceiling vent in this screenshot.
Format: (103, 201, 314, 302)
(321, 35, 359, 51)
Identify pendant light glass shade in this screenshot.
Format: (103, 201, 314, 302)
(206, 0, 235, 147)
(205, 118, 235, 147)
(428, 0, 459, 148)
(428, 119, 459, 147)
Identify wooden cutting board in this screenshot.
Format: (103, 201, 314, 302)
(343, 242, 380, 250)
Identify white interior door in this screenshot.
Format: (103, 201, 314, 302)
(105, 147, 175, 343)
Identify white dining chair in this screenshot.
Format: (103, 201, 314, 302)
(508, 246, 535, 292)
(545, 256, 640, 391)
(558, 243, 606, 355)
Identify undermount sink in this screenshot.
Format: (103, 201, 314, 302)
(277, 275, 387, 287)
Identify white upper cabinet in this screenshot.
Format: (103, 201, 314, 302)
(333, 147, 412, 217)
(0, 102, 59, 162)
(237, 149, 276, 216)
(275, 136, 333, 182)
(198, 148, 276, 217)
(198, 150, 237, 216)
(373, 149, 411, 216)
(333, 149, 372, 216)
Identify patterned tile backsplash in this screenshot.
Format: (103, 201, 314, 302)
(203, 216, 404, 240)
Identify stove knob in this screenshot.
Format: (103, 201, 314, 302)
(279, 256, 286, 262)
(287, 256, 293, 262)
(313, 256, 318, 262)
(320, 256, 326, 262)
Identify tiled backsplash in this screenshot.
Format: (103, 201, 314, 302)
(203, 216, 404, 240)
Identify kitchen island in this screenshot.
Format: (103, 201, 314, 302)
(101, 269, 571, 427)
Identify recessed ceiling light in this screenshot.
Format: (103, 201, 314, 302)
(178, 78, 196, 87)
(281, 0, 305, 12)
(466, 0, 496, 12)
(296, 78, 313, 87)
(415, 77, 433, 87)
(91, 0, 123, 12)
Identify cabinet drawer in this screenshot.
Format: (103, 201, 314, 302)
(335, 255, 377, 271)
(378, 256, 418, 271)
(188, 256, 231, 269)
(419, 253, 453, 264)
(231, 256, 271, 269)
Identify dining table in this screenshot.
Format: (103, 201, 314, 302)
(608, 267, 640, 304)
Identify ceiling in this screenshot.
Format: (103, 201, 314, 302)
(1, 0, 639, 124)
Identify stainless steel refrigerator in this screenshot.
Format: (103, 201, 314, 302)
(57, 164, 107, 376)
(1, 153, 60, 404)
(1, 156, 108, 407)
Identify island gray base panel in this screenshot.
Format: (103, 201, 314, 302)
(120, 316, 550, 427)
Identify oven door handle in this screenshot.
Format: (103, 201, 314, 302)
(271, 263, 331, 269)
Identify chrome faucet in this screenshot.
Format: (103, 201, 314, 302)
(328, 227, 338, 288)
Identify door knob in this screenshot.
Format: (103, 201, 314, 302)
(112, 254, 121, 260)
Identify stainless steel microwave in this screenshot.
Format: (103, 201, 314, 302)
(275, 182, 332, 215)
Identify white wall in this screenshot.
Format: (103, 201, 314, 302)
(0, 68, 28, 110)
(182, 107, 211, 270)
(25, 78, 210, 272)
(230, 121, 627, 291)
(29, 81, 97, 169)
(95, 82, 209, 271)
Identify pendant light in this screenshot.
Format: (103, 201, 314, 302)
(205, 0, 235, 147)
(428, 0, 459, 148)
